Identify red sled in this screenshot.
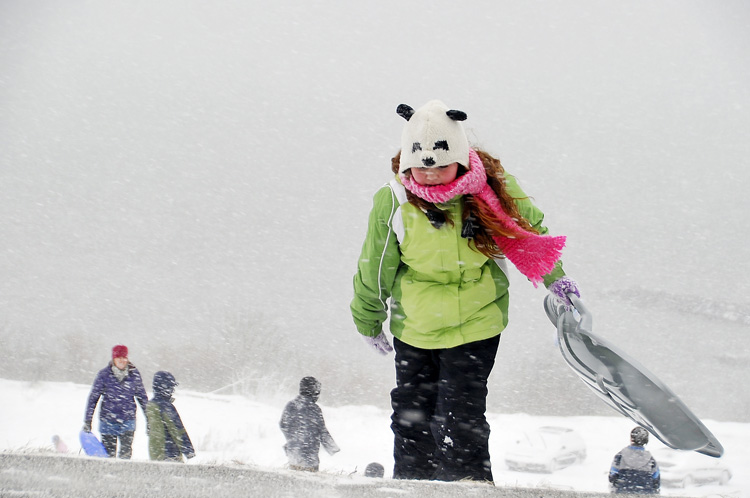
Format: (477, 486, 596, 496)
(79, 430, 108, 457)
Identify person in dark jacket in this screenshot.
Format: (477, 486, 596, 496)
(609, 427, 660, 494)
(146, 371, 195, 462)
(82, 345, 148, 459)
(279, 376, 340, 471)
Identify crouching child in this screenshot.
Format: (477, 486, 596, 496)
(147, 371, 196, 462)
(609, 427, 660, 494)
(279, 376, 340, 471)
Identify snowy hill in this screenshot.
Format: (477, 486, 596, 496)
(1, 3, 748, 495)
(1, 379, 747, 496)
(1, 0, 750, 423)
(0, 453, 615, 498)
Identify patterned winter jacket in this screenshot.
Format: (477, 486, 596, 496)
(351, 173, 565, 349)
(84, 362, 148, 426)
(609, 445, 661, 494)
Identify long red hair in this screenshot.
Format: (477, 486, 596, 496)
(391, 149, 539, 259)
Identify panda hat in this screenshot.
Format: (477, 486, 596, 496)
(397, 100, 469, 174)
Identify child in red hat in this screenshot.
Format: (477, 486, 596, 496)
(82, 345, 148, 458)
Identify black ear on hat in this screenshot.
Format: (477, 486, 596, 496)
(396, 104, 415, 121)
(446, 109, 467, 121)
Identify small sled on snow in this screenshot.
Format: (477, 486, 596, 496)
(79, 430, 108, 457)
(544, 293, 724, 458)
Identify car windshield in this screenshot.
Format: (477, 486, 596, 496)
(513, 427, 576, 450)
(538, 427, 570, 447)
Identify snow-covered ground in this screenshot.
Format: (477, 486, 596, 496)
(2, 378, 747, 496)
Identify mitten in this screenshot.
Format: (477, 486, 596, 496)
(82, 422, 91, 433)
(548, 276, 581, 310)
(362, 332, 393, 355)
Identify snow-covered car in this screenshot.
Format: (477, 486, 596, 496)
(653, 448, 732, 488)
(504, 426, 586, 473)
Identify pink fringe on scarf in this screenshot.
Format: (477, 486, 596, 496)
(400, 149, 566, 286)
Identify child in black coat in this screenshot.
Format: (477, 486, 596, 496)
(279, 376, 340, 471)
(146, 371, 195, 462)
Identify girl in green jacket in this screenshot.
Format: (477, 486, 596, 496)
(351, 100, 580, 483)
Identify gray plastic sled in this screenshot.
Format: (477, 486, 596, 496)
(544, 293, 724, 457)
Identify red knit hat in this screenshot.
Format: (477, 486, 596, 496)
(112, 345, 129, 359)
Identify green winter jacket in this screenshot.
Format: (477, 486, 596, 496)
(351, 173, 565, 349)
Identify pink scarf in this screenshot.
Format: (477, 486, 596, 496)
(400, 148, 566, 286)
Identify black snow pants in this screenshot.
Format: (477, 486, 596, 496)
(390, 334, 500, 483)
(101, 432, 134, 459)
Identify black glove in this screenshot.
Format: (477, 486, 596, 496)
(82, 422, 91, 433)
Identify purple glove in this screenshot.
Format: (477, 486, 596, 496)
(548, 276, 581, 310)
(362, 332, 393, 355)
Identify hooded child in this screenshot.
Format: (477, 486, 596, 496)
(146, 371, 196, 462)
(279, 376, 340, 471)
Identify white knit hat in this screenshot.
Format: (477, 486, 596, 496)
(397, 100, 469, 173)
